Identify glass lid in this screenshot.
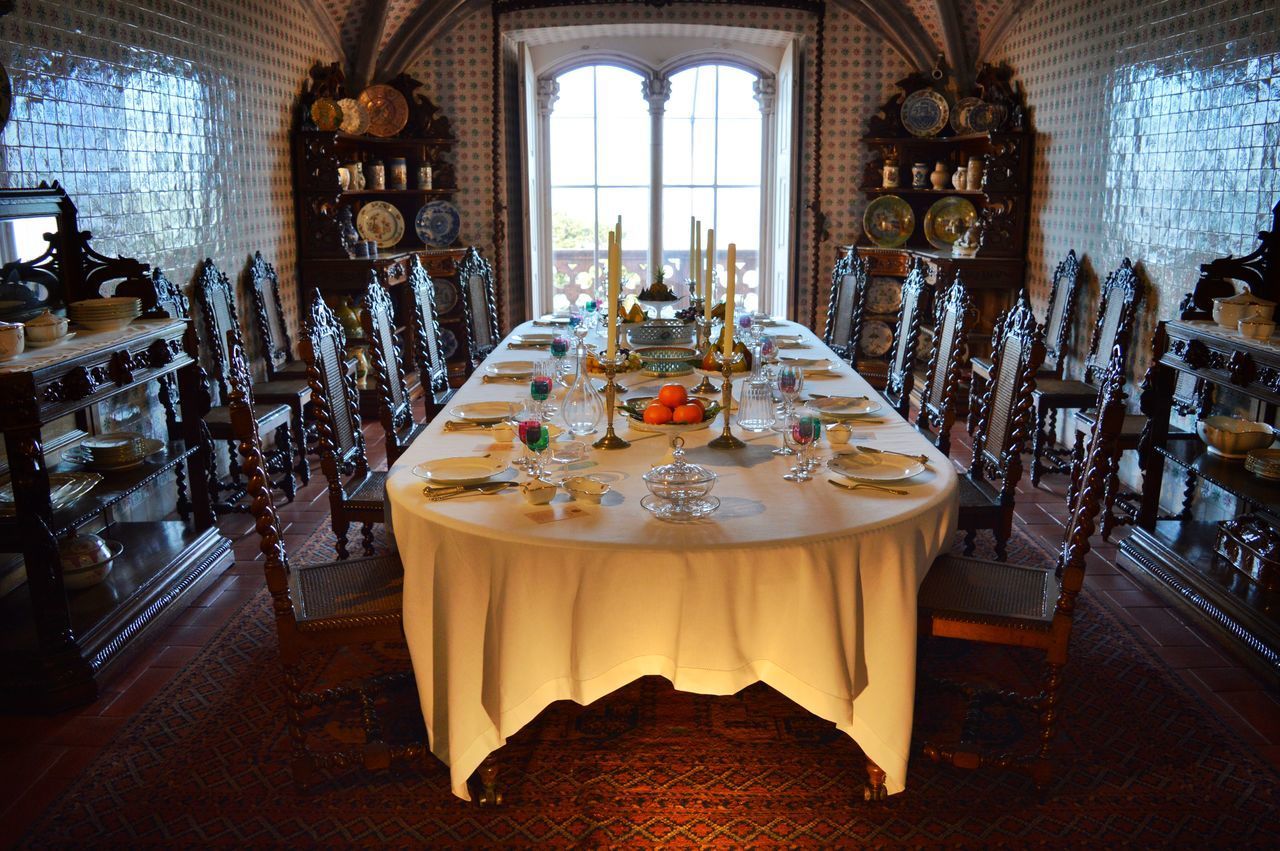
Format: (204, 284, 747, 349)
(642, 436, 716, 487)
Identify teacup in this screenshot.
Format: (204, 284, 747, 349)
(1239, 318, 1276, 340)
(521, 480, 557, 505)
(490, 422, 516, 444)
(564, 476, 609, 504)
(826, 423, 852, 445)
(0, 322, 25, 360)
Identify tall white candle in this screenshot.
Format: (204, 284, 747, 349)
(689, 216, 696, 291)
(607, 231, 619, 360)
(723, 243, 736, 359)
(704, 228, 715, 321)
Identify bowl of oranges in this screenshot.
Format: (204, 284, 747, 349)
(618, 384, 721, 434)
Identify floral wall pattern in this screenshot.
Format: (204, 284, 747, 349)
(0, 0, 338, 350)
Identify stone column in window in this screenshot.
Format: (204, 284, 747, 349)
(643, 72, 671, 287)
(754, 75, 778, 316)
(536, 78, 559, 312)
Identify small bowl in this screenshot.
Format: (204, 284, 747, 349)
(826, 423, 852, 445)
(1196, 415, 1276, 459)
(1239, 318, 1276, 340)
(490, 422, 516, 444)
(24, 310, 69, 343)
(521, 480, 557, 505)
(59, 533, 123, 590)
(563, 476, 610, 504)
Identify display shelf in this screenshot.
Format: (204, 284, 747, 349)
(333, 131, 455, 147)
(860, 187, 988, 197)
(341, 189, 454, 197)
(861, 130, 1028, 146)
(1157, 441, 1280, 506)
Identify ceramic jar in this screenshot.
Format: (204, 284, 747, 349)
(930, 161, 949, 190)
(881, 163, 900, 188)
(0, 321, 25, 360)
(24, 309, 69, 343)
(911, 162, 929, 189)
(344, 162, 365, 191)
(966, 157, 983, 191)
(1213, 292, 1275, 329)
(417, 164, 434, 189)
(387, 157, 407, 190)
(366, 160, 385, 191)
(952, 169, 967, 191)
(337, 167, 351, 191)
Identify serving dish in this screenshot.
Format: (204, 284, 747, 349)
(619, 395, 721, 434)
(415, 200, 461, 248)
(635, 346, 698, 377)
(59, 534, 124, 591)
(863, 195, 915, 248)
(1196, 415, 1275, 459)
(358, 84, 409, 137)
(924, 196, 978, 251)
(336, 97, 369, 135)
(309, 97, 341, 131)
(356, 201, 405, 249)
(0, 472, 103, 513)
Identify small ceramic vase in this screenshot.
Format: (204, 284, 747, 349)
(345, 162, 365, 191)
(387, 157, 407, 190)
(967, 157, 983, 191)
(930, 161, 949, 190)
(0, 322, 25, 360)
(337, 167, 351, 191)
(911, 162, 929, 189)
(881, 163, 899, 189)
(417, 164, 434, 190)
(367, 161, 385, 191)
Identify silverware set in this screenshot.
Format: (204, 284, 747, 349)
(442, 420, 495, 431)
(853, 444, 931, 466)
(826, 479, 909, 496)
(481, 375, 529, 384)
(423, 482, 517, 501)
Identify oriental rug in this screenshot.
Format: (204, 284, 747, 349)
(22, 527, 1280, 846)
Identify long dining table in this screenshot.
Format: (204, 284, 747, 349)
(386, 316, 959, 801)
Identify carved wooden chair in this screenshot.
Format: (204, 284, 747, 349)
(956, 292, 1046, 560)
(361, 272, 426, 465)
(824, 247, 869, 367)
(225, 334, 419, 790)
(917, 345, 1128, 791)
(914, 274, 973, 458)
(300, 289, 387, 559)
(457, 246, 500, 371)
(195, 258, 311, 487)
(407, 255, 456, 419)
(969, 250, 1081, 432)
(881, 260, 927, 419)
(247, 251, 357, 383)
(1029, 258, 1140, 486)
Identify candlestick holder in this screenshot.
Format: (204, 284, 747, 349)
(692, 314, 719, 395)
(591, 350, 632, 450)
(707, 348, 746, 450)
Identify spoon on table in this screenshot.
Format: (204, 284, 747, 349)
(826, 478, 909, 496)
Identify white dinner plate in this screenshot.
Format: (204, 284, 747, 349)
(768, 333, 806, 347)
(486, 361, 536, 378)
(412, 456, 512, 485)
(805, 396, 881, 417)
(448, 401, 519, 423)
(511, 333, 557, 345)
(802, 365, 842, 379)
(779, 356, 831, 368)
(828, 452, 926, 483)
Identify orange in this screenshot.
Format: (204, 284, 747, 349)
(643, 403, 673, 425)
(685, 398, 706, 414)
(672, 403, 703, 424)
(656, 383, 688, 409)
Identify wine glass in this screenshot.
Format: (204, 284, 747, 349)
(583, 296, 598, 331)
(777, 365, 805, 417)
(783, 415, 822, 482)
(530, 360, 555, 418)
(770, 407, 796, 456)
(550, 336, 570, 377)
(527, 424, 551, 480)
(515, 413, 541, 473)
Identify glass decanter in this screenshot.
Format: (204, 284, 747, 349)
(736, 321, 776, 432)
(561, 338, 605, 436)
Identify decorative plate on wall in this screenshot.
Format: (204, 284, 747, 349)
(863, 195, 915, 248)
(859, 320, 894, 357)
(310, 97, 341, 131)
(439, 326, 459, 360)
(900, 89, 949, 138)
(951, 97, 982, 134)
(866, 277, 902, 315)
(356, 201, 405, 248)
(337, 97, 369, 135)
(923, 196, 978, 251)
(415, 201, 461, 248)
(358, 85, 409, 137)
(433, 277, 459, 315)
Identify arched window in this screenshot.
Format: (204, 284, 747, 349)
(538, 57, 780, 316)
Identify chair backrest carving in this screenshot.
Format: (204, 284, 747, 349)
(226, 333, 298, 639)
(149, 268, 190, 319)
(194, 258, 244, 403)
(407, 256, 450, 402)
(247, 252, 293, 380)
(1082, 258, 1142, 385)
(1041, 249, 1082, 374)
(457, 247, 499, 365)
(361, 272, 415, 441)
(917, 273, 973, 455)
(884, 260, 927, 418)
(300, 289, 368, 488)
(824, 247, 869, 366)
(971, 291, 1046, 500)
(1055, 346, 1128, 649)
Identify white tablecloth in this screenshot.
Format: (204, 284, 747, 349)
(387, 319, 958, 800)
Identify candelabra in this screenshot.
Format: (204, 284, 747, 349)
(591, 350, 632, 450)
(707, 348, 746, 450)
(692, 313, 719, 395)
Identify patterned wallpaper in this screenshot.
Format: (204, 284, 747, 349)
(0, 0, 338, 351)
(995, 0, 1280, 381)
(407, 1, 908, 328)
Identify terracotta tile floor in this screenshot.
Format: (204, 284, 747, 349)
(2, 413, 1278, 844)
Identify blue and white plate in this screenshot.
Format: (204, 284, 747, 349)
(415, 201, 461, 248)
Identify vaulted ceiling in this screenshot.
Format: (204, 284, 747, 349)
(299, 0, 1038, 87)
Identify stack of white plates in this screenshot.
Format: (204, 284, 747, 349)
(1245, 448, 1280, 481)
(68, 297, 142, 331)
(65, 432, 164, 471)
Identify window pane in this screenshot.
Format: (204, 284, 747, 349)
(554, 67, 596, 117)
(717, 187, 761, 251)
(550, 117, 595, 186)
(717, 67, 760, 118)
(598, 115, 650, 186)
(550, 187, 599, 311)
(715, 118, 761, 185)
(598, 187, 650, 294)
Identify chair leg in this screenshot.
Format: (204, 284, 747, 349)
(864, 758, 887, 802)
(995, 515, 1012, 562)
(283, 663, 318, 791)
(333, 518, 351, 561)
(1032, 661, 1064, 792)
(361, 522, 375, 556)
(275, 424, 297, 503)
(476, 753, 503, 805)
(1180, 469, 1198, 521)
(292, 402, 310, 487)
(967, 374, 984, 435)
(174, 457, 191, 522)
(1101, 447, 1123, 541)
(1030, 404, 1047, 487)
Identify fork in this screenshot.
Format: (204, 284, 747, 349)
(826, 479, 909, 496)
(427, 482, 516, 501)
(853, 445, 931, 466)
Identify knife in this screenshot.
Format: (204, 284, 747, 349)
(826, 478, 909, 496)
(443, 421, 495, 431)
(424, 481, 516, 500)
(853, 445, 931, 466)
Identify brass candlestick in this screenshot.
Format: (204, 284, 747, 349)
(707, 348, 746, 450)
(592, 350, 631, 450)
(692, 314, 719, 395)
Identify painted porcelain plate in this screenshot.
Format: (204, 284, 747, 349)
(866, 277, 901, 314)
(337, 97, 369, 135)
(860, 320, 894, 357)
(828, 452, 926, 483)
(411, 457, 511, 486)
(356, 201, 405, 249)
(415, 200, 461, 248)
(951, 97, 982, 134)
(805, 396, 883, 419)
(358, 84, 409, 137)
(448, 401, 519, 423)
(901, 88, 949, 138)
(863, 195, 915, 248)
(486, 360, 535, 378)
(309, 97, 341, 131)
(924, 196, 978, 250)
(433, 277, 459, 314)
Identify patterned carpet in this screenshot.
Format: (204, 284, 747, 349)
(22, 527, 1280, 846)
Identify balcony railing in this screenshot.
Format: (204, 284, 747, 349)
(550, 248, 760, 313)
